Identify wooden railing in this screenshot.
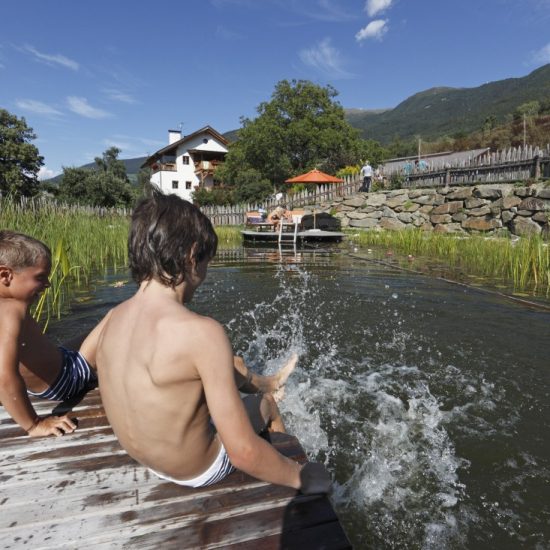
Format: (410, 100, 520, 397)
(152, 162, 177, 173)
(385, 144, 550, 188)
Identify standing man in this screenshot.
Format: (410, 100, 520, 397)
(360, 160, 373, 192)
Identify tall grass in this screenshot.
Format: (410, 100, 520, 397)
(214, 225, 243, 248)
(1, 197, 129, 278)
(347, 228, 550, 295)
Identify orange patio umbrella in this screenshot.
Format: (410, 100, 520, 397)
(285, 169, 343, 184)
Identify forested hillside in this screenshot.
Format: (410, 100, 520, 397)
(345, 64, 550, 143)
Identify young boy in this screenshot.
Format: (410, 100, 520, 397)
(95, 190, 330, 493)
(0, 230, 99, 437)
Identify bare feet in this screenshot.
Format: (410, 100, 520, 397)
(274, 353, 298, 389)
(272, 386, 285, 403)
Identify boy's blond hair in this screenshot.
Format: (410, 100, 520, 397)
(0, 230, 51, 271)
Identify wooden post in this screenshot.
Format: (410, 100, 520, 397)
(533, 155, 541, 180)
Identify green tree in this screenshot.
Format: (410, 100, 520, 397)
(58, 147, 134, 207)
(222, 80, 365, 202)
(516, 100, 540, 118)
(0, 109, 44, 197)
(137, 166, 153, 197)
(232, 168, 272, 204)
(358, 139, 388, 167)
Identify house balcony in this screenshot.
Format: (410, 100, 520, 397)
(151, 162, 177, 173)
(194, 159, 223, 175)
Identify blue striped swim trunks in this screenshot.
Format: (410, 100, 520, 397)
(28, 347, 97, 401)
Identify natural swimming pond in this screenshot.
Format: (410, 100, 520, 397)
(48, 247, 550, 549)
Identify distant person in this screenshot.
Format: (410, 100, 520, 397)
(94, 190, 331, 493)
(0, 230, 100, 437)
(267, 205, 290, 229)
(403, 160, 413, 175)
(359, 160, 373, 192)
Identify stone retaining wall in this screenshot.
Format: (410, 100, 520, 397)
(319, 184, 550, 238)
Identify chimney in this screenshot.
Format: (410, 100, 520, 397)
(168, 129, 181, 144)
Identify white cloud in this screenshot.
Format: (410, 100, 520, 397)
(67, 97, 111, 119)
(103, 88, 138, 104)
(532, 42, 550, 64)
(356, 19, 388, 41)
(38, 166, 60, 180)
(103, 138, 132, 151)
(299, 37, 352, 78)
(15, 99, 63, 117)
(23, 45, 79, 71)
(365, 0, 393, 17)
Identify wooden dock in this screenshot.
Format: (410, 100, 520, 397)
(0, 389, 351, 549)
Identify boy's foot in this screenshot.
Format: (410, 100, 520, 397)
(274, 353, 298, 390)
(272, 386, 285, 403)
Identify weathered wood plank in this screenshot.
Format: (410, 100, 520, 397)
(0, 390, 350, 549)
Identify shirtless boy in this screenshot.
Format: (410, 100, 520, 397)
(0, 230, 99, 437)
(95, 190, 331, 493)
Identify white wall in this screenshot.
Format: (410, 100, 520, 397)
(150, 171, 194, 202)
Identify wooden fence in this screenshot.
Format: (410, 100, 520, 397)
(201, 174, 361, 226)
(387, 144, 550, 188)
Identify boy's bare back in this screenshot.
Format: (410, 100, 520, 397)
(97, 284, 224, 479)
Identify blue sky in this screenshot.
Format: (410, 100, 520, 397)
(2, 0, 550, 179)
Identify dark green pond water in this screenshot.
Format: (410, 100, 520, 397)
(48, 247, 550, 549)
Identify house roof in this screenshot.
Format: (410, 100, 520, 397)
(141, 125, 229, 168)
(285, 169, 343, 184)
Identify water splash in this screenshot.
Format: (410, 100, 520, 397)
(224, 262, 474, 548)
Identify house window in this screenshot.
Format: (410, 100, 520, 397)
(172, 181, 179, 189)
(182, 156, 189, 165)
(185, 181, 192, 189)
(202, 138, 208, 144)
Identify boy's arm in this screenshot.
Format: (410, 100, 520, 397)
(194, 318, 303, 490)
(0, 307, 75, 437)
(77, 310, 113, 368)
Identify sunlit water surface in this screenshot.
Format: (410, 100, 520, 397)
(49, 248, 550, 550)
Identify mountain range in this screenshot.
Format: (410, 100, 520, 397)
(346, 64, 550, 143)
(46, 64, 550, 182)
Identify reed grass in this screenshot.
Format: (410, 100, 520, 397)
(214, 225, 243, 248)
(0, 197, 129, 277)
(347, 228, 550, 295)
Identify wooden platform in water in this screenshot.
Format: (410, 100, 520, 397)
(242, 229, 345, 245)
(0, 389, 351, 549)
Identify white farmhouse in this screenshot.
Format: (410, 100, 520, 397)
(142, 126, 229, 202)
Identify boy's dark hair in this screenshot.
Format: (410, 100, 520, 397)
(129, 188, 217, 287)
(0, 230, 51, 270)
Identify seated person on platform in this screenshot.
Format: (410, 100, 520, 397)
(0, 230, 100, 437)
(267, 206, 290, 229)
(94, 190, 331, 493)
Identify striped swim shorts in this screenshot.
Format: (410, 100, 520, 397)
(28, 347, 97, 402)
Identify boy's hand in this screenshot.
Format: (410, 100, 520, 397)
(27, 415, 77, 437)
(299, 462, 332, 495)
